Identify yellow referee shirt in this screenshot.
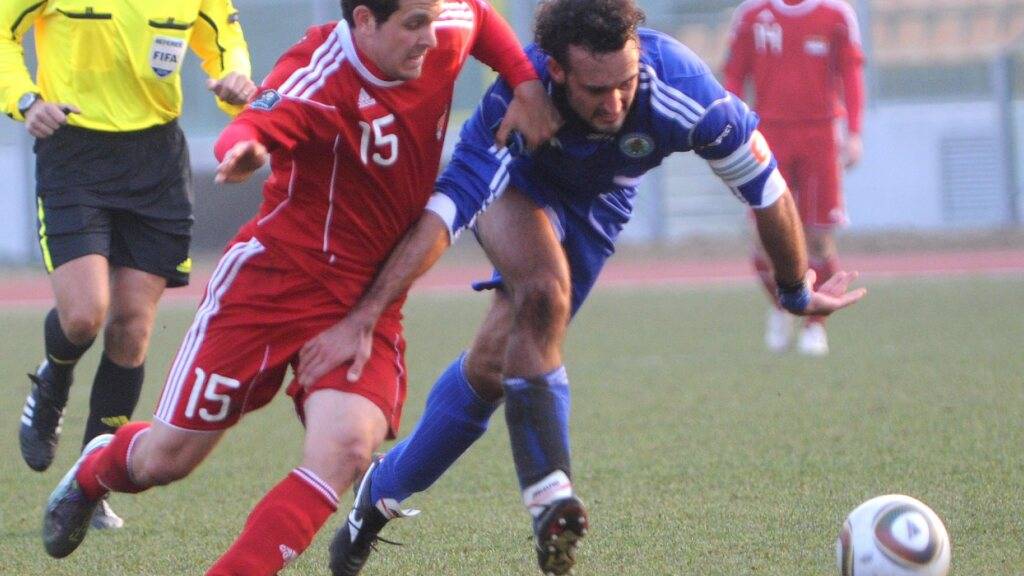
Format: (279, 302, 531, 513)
(0, 0, 252, 131)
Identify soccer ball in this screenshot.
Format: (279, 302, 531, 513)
(836, 494, 951, 576)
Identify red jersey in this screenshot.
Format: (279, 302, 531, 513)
(214, 1, 536, 308)
(723, 0, 864, 133)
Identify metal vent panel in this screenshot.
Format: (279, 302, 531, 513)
(940, 135, 1010, 225)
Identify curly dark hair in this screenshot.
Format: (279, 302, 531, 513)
(340, 0, 402, 27)
(534, 0, 646, 68)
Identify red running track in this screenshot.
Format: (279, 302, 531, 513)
(1, 248, 1022, 309)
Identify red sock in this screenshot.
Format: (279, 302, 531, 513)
(206, 468, 339, 576)
(808, 255, 838, 325)
(752, 253, 779, 307)
(76, 421, 151, 501)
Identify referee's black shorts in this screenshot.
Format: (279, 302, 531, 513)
(34, 120, 194, 287)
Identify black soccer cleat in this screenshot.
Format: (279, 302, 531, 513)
(330, 456, 393, 576)
(43, 434, 112, 558)
(533, 496, 589, 576)
(20, 361, 71, 472)
(330, 455, 419, 575)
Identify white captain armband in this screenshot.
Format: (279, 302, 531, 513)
(707, 130, 786, 208)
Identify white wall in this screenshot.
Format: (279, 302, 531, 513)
(845, 101, 1008, 229)
(0, 127, 35, 264)
(622, 99, 1022, 242)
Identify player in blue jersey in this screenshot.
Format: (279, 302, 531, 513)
(297, 1, 866, 574)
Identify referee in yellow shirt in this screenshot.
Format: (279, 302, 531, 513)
(1, 0, 255, 529)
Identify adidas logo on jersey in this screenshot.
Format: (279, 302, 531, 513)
(358, 88, 377, 109)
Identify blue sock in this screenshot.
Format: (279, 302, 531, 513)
(371, 353, 499, 503)
(503, 366, 572, 491)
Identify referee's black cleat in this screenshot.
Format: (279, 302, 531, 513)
(20, 361, 70, 472)
(43, 434, 112, 558)
(533, 496, 589, 576)
(329, 456, 418, 576)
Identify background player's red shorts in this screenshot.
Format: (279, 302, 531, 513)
(760, 121, 847, 229)
(153, 237, 407, 437)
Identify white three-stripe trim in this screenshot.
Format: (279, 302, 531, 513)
(156, 239, 266, 422)
(463, 145, 513, 233)
(294, 467, 340, 506)
(640, 66, 706, 129)
(279, 30, 342, 97)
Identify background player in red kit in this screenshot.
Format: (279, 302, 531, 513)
(41, 1, 559, 574)
(724, 0, 865, 355)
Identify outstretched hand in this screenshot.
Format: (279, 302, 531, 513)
(215, 140, 268, 184)
(801, 269, 867, 316)
(296, 313, 375, 388)
(495, 79, 562, 152)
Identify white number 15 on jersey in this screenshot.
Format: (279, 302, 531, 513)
(359, 114, 398, 167)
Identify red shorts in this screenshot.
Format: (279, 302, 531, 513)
(153, 237, 407, 437)
(760, 121, 847, 229)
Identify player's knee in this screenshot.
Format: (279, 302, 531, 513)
(513, 273, 571, 330)
(306, 431, 376, 491)
(464, 349, 504, 401)
(60, 308, 104, 343)
(104, 317, 153, 364)
(337, 433, 376, 467)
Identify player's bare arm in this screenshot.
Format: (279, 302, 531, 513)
(215, 140, 268, 183)
(495, 79, 562, 151)
(206, 72, 257, 106)
(753, 191, 866, 316)
(297, 211, 451, 386)
(754, 191, 806, 287)
(844, 133, 863, 169)
(24, 100, 80, 139)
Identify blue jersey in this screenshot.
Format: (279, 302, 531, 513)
(426, 28, 788, 312)
(428, 28, 786, 239)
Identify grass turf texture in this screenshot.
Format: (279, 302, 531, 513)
(1, 276, 1021, 575)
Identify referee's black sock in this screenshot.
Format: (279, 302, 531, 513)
(83, 354, 145, 448)
(43, 307, 94, 389)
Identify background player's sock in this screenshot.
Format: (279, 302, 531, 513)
(76, 421, 151, 501)
(752, 253, 778, 305)
(371, 353, 499, 503)
(808, 255, 839, 325)
(206, 468, 338, 576)
(43, 307, 94, 387)
(504, 366, 573, 517)
(83, 354, 144, 448)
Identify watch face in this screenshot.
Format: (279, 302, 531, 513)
(18, 92, 38, 113)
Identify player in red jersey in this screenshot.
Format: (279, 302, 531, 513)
(724, 0, 865, 355)
(40, 1, 560, 573)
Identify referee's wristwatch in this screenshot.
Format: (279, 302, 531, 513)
(17, 91, 41, 117)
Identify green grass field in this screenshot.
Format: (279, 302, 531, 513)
(2, 275, 1022, 575)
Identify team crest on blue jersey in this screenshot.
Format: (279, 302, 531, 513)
(619, 133, 655, 159)
(251, 90, 282, 111)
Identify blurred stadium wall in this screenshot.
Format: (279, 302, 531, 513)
(1, 0, 1022, 264)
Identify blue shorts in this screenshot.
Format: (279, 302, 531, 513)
(472, 167, 638, 316)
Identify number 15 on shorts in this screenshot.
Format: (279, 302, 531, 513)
(184, 368, 241, 423)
